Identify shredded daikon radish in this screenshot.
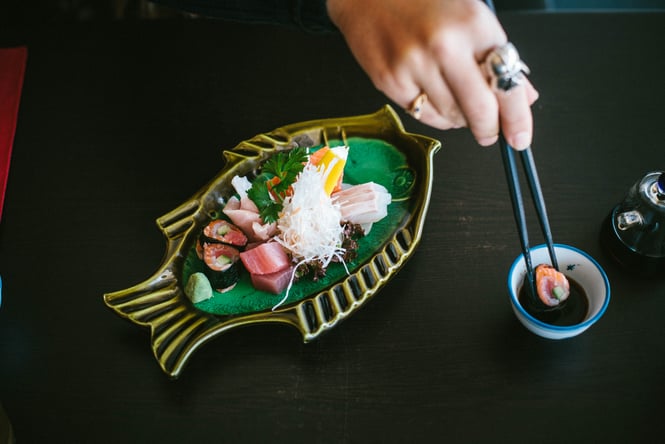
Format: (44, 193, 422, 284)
(272, 164, 347, 310)
(277, 163, 345, 264)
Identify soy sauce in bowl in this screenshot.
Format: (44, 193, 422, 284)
(508, 244, 610, 339)
(518, 276, 589, 326)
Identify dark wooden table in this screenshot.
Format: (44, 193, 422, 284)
(1, 11, 664, 443)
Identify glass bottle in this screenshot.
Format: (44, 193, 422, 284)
(601, 171, 665, 277)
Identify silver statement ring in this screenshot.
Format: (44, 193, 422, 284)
(406, 92, 428, 120)
(484, 42, 530, 92)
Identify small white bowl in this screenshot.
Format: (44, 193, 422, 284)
(508, 244, 610, 340)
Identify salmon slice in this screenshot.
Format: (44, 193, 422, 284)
(535, 264, 570, 307)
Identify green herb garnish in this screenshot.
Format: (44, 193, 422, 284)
(247, 147, 308, 223)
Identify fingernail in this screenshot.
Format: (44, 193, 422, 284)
(478, 135, 498, 147)
(511, 132, 531, 150)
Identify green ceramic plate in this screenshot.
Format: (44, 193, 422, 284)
(104, 105, 441, 378)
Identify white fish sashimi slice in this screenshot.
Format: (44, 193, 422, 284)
(332, 182, 392, 227)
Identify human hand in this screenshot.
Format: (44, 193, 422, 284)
(326, 0, 539, 150)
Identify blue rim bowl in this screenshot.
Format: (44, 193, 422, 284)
(508, 244, 610, 339)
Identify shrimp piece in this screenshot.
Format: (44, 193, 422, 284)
(535, 264, 570, 307)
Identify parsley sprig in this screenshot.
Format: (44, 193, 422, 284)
(247, 147, 308, 223)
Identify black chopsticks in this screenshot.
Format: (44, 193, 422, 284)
(500, 137, 559, 299)
(481, 0, 559, 298)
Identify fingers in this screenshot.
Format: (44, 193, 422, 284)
(440, 48, 501, 146)
(331, 0, 538, 148)
(495, 79, 537, 150)
(381, 52, 467, 131)
(525, 79, 539, 105)
(409, 55, 467, 129)
(414, 48, 538, 150)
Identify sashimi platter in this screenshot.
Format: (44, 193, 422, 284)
(104, 106, 440, 378)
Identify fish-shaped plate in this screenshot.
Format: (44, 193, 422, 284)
(104, 105, 441, 378)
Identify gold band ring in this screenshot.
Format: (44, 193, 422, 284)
(406, 92, 428, 120)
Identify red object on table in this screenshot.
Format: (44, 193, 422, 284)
(0, 46, 27, 222)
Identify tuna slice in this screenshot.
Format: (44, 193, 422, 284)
(239, 241, 291, 275)
(250, 266, 294, 294)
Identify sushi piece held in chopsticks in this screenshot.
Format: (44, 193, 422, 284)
(535, 264, 570, 307)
